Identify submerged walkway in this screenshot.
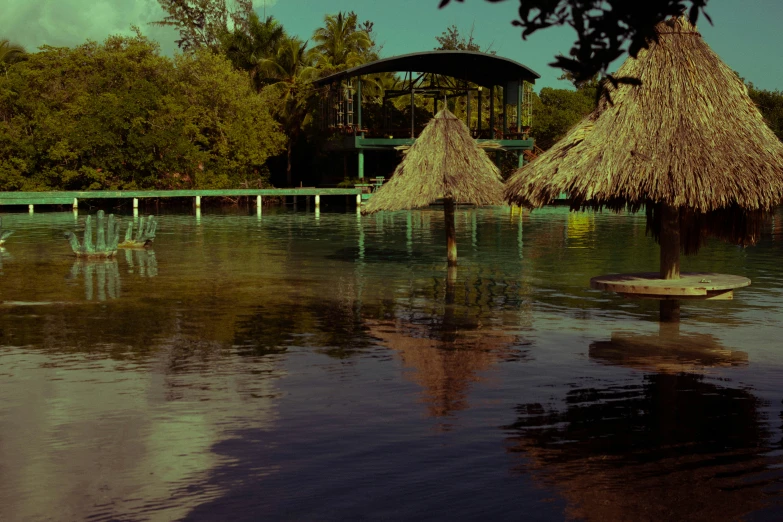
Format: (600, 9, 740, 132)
(0, 188, 364, 211)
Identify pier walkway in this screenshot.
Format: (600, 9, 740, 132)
(0, 188, 364, 212)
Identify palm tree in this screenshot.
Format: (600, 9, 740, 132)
(221, 12, 284, 92)
(258, 36, 318, 186)
(0, 39, 26, 75)
(312, 12, 373, 73)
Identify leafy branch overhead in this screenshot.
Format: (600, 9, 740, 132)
(438, 0, 711, 82)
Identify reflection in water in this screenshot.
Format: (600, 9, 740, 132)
(369, 318, 519, 418)
(124, 248, 158, 277)
(0, 248, 8, 274)
(590, 330, 748, 373)
(505, 372, 782, 521)
(67, 259, 121, 301)
(368, 268, 531, 420)
(1, 208, 782, 520)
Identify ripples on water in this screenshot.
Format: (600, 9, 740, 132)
(0, 205, 782, 521)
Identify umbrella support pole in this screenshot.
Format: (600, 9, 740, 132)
(444, 197, 457, 267)
(446, 266, 458, 304)
(660, 203, 681, 322)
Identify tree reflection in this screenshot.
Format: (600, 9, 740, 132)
(504, 372, 780, 520)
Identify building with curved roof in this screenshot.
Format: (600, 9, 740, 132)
(313, 50, 541, 179)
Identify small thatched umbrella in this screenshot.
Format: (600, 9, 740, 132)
(505, 16, 783, 319)
(362, 109, 504, 266)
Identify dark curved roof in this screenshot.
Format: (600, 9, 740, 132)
(312, 50, 540, 88)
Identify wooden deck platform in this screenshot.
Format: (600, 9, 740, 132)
(590, 272, 751, 300)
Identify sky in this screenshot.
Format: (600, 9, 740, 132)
(2, 0, 782, 91)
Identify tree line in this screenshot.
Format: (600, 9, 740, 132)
(0, 0, 781, 191)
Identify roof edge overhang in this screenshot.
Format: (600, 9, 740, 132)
(312, 50, 540, 88)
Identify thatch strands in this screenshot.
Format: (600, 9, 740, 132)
(362, 109, 504, 214)
(505, 16, 783, 252)
(363, 109, 504, 266)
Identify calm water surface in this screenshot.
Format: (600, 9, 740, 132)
(1, 205, 782, 521)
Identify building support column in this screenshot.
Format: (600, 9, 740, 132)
(410, 72, 415, 138)
(358, 150, 365, 179)
(489, 86, 495, 138)
(517, 79, 522, 132)
(357, 78, 363, 135)
(477, 88, 482, 136)
(502, 85, 508, 136)
(466, 86, 471, 130)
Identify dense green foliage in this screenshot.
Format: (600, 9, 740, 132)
(2, 1, 780, 191)
(530, 77, 598, 150)
(0, 34, 284, 191)
(748, 84, 783, 142)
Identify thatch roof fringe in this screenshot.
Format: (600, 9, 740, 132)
(362, 109, 504, 214)
(504, 16, 783, 215)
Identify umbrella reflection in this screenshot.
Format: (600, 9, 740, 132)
(589, 329, 748, 373)
(505, 371, 780, 521)
(368, 268, 528, 419)
(68, 259, 121, 301)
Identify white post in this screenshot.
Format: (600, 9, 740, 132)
(72, 198, 78, 210)
(257, 195, 262, 218)
(315, 194, 320, 208)
(196, 207, 201, 223)
(356, 193, 362, 207)
(133, 198, 139, 209)
(28, 204, 34, 213)
(195, 195, 201, 208)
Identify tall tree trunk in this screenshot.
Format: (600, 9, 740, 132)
(286, 139, 293, 186)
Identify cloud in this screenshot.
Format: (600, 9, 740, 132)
(0, 0, 213, 55)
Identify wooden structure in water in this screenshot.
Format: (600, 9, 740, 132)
(312, 50, 540, 179)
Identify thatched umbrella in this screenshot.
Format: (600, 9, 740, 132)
(362, 109, 504, 266)
(505, 16, 783, 318)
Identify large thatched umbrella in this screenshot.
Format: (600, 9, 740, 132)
(362, 109, 504, 266)
(505, 16, 783, 319)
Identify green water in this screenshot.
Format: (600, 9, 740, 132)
(0, 206, 781, 521)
